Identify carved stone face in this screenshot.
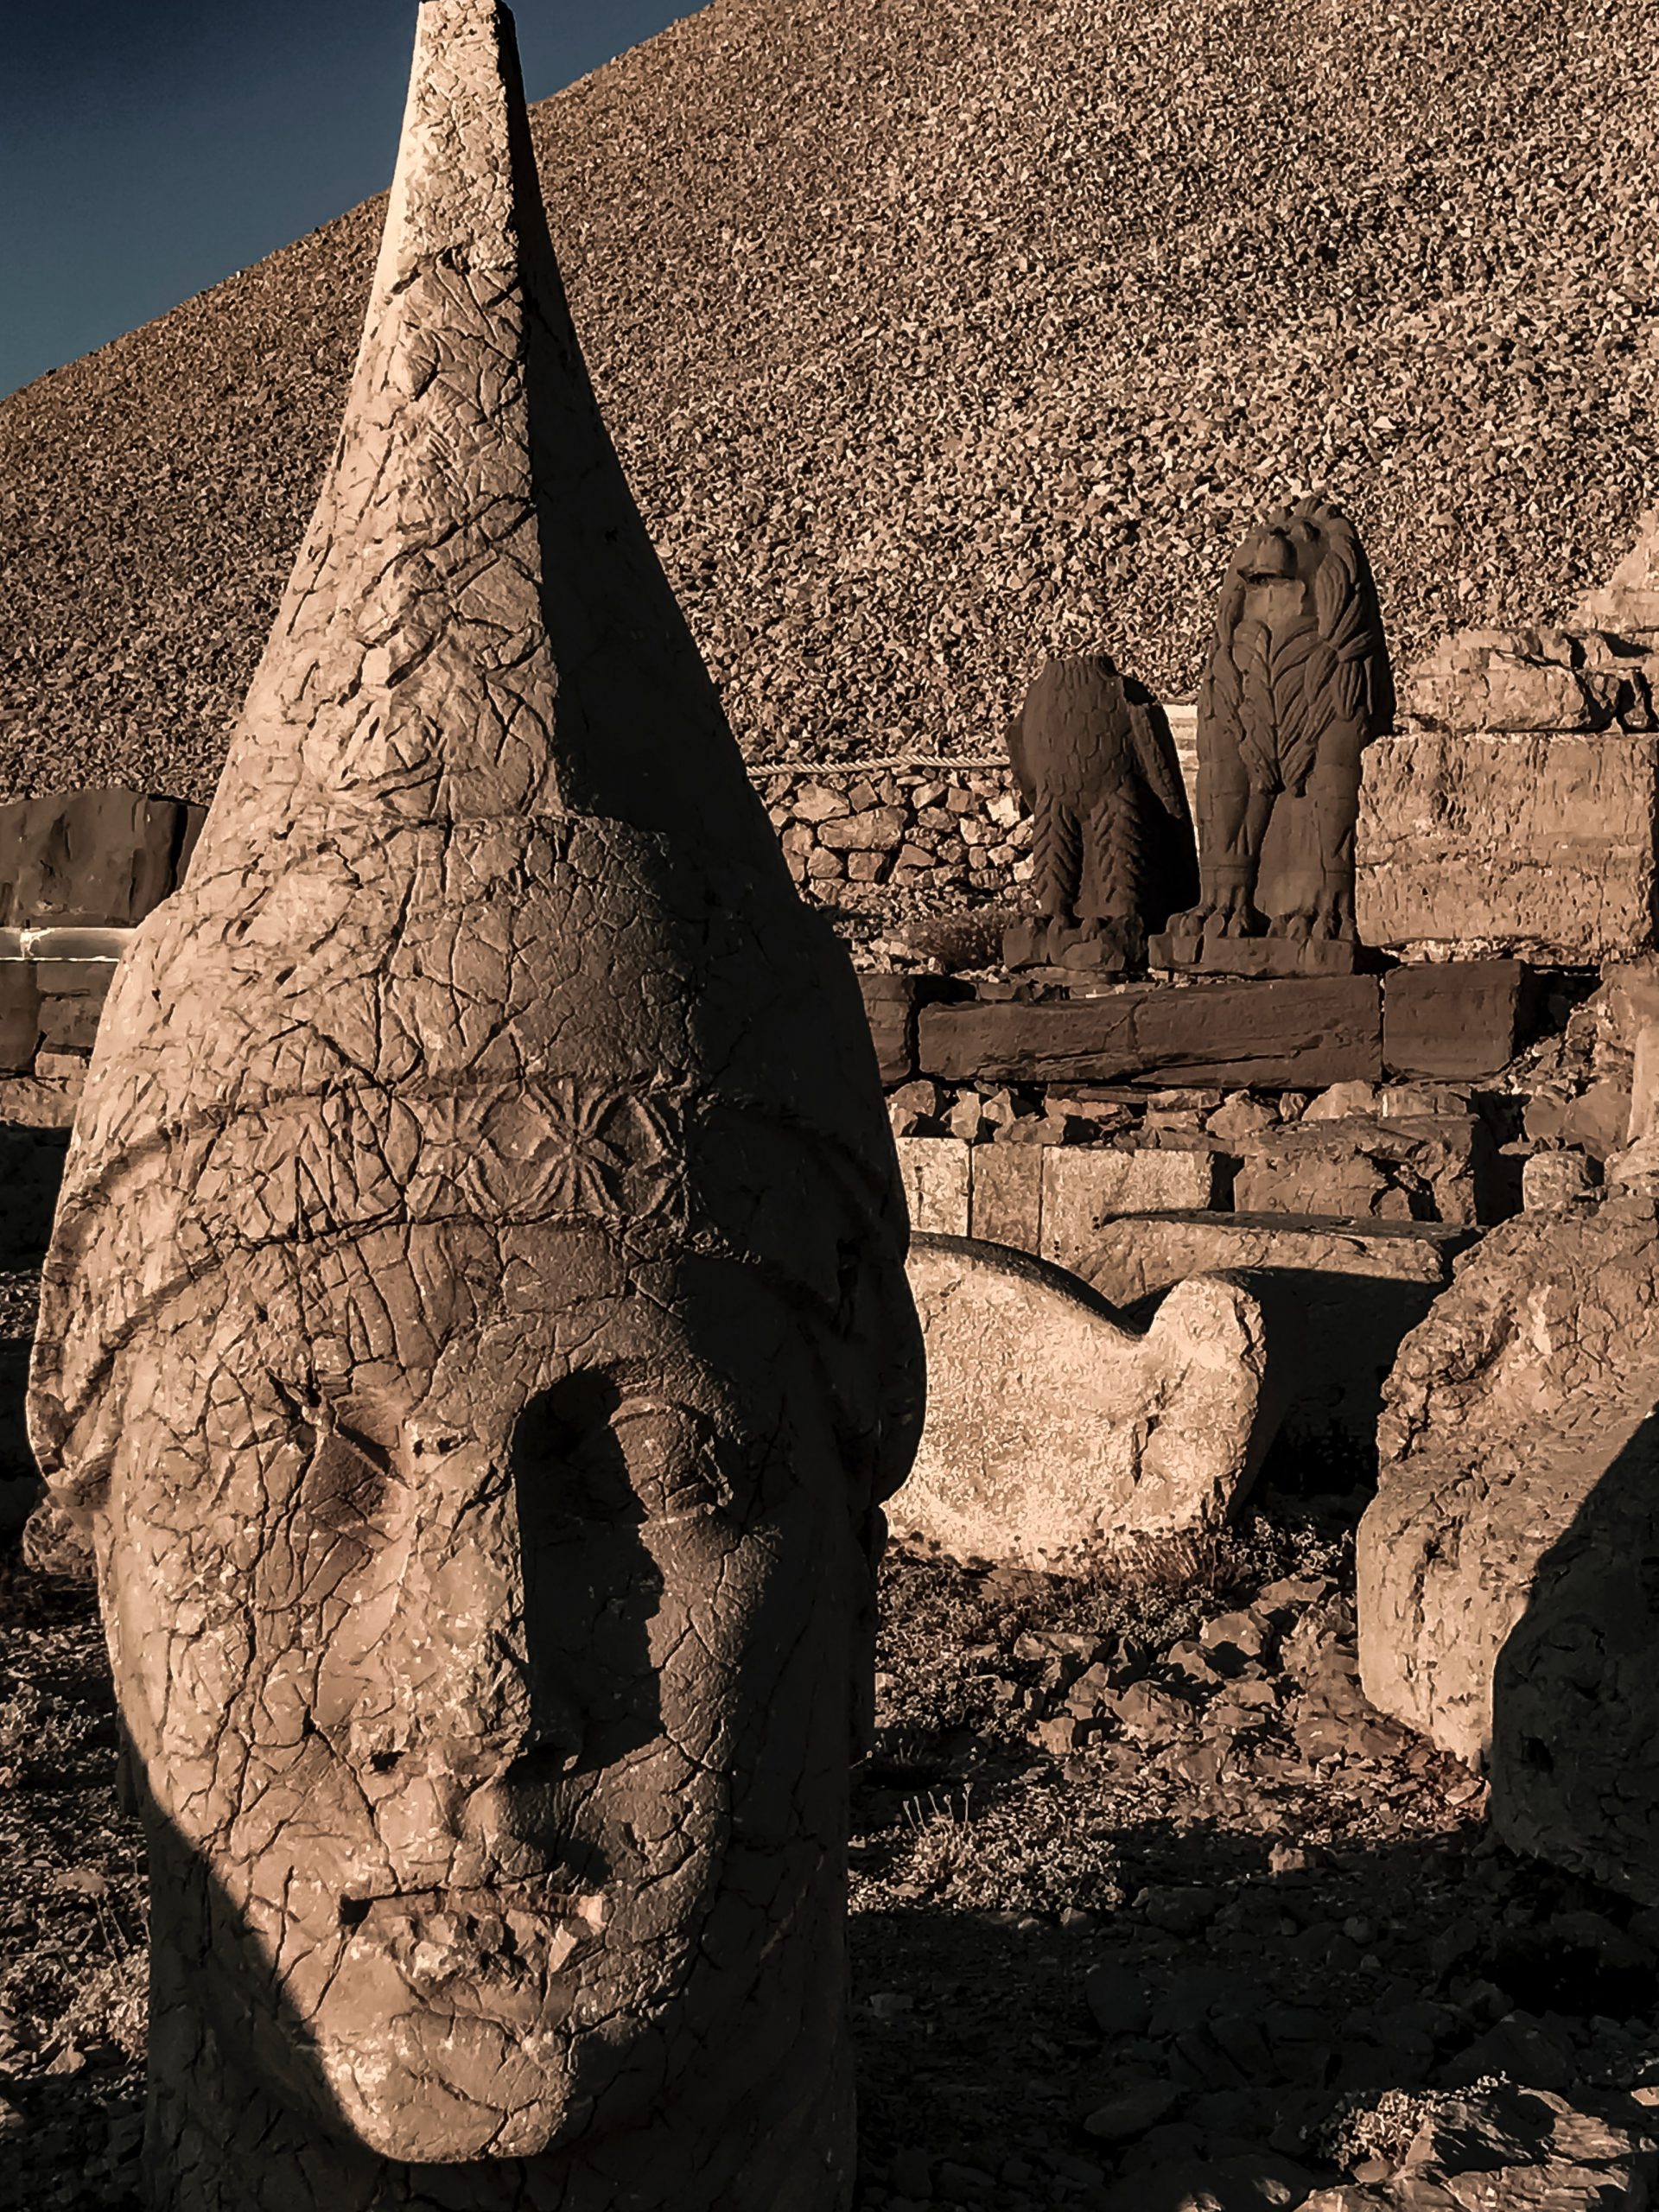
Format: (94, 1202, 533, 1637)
(79, 1218, 868, 2163)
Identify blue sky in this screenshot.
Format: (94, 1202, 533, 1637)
(1, 1, 699, 399)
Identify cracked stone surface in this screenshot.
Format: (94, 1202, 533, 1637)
(889, 1236, 1271, 1572)
(23, 4, 922, 2206)
(1357, 1205, 1659, 1904)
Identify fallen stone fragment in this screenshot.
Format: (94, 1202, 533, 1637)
(1357, 1205, 1659, 1901)
(1521, 1149, 1597, 1211)
(1231, 1113, 1496, 1226)
(888, 1236, 1272, 1569)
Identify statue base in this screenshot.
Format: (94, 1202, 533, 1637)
(1148, 931, 1362, 978)
(1003, 918, 1144, 976)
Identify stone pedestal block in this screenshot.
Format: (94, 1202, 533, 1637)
(1147, 931, 1360, 978)
(1038, 1145, 1231, 1269)
(894, 1136, 1231, 1256)
(918, 976, 1382, 1090)
(888, 1236, 1272, 1569)
(1382, 960, 1532, 1081)
(1357, 1205, 1659, 1902)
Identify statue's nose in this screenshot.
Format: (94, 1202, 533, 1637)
(311, 1447, 585, 1782)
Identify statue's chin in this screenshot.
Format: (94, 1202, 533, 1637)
(313, 2013, 597, 2164)
(297, 1921, 611, 2164)
(328, 2072, 582, 2164)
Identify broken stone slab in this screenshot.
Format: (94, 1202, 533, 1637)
(1077, 1211, 1477, 1470)
(1231, 1114, 1498, 1227)
(918, 976, 1382, 1089)
(1395, 626, 1659, 735)
(887, 1235, 1274, 1569)
(1382, 960, 1534, 1082)
(1357, 728, 1659, 963)
(1357, 1205, 1659, 1901)
(0, 791, 203, 931)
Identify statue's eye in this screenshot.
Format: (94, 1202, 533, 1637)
(301, 1425, 401, 1531)
(512, 1377, 741, 1531)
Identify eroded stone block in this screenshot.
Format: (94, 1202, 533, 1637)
(1357, 1206, 1659, 1901)
(888, 1236, 1271, 1568)
(896, 1135, 972, 1234)
(1358, 728, 1659, 963)
(1382, 959, 1532, 1080)
(1039, 1144, 1230, 1270)
(0, 789, 203, 929)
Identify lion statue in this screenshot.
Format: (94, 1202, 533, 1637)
(1173, 494, 1393, 948)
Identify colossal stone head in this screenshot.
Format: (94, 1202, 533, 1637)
(28, 5, 921, 2205)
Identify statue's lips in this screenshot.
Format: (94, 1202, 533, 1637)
(343, 1877, 609, 1930)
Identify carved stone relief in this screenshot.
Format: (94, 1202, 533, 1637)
(26, 4, 923, 2207)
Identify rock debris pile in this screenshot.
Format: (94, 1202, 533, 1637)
(2, 0, 1656, 800)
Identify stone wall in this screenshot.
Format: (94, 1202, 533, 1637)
(750, 705, 1202, 957)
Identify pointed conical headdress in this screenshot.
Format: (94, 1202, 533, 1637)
(30, 0, 913, 1471)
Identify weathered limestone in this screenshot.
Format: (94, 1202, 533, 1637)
(1077, 1211, 1476, 1465)
(1231, 1112, 1497, 1226)
(1577, 505, 1659, 635)
(1158, 497, 1392, 976)
(1002, 654, 1198, 972)
(0, 789, 202, 930)
(1382, 959, 1532, 1081)
(1357, 627, 1659, 962)
(919, 975, 1382, 1089)
(1357, 1208, 1659, 1901)
(888, 1236, 1270, 1568)
(1039, 1143, 1230, 1264)
(857, 973, 958, 1084)
(893, 1135, 1231, 1256)
(25, 7, 922, 2209)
